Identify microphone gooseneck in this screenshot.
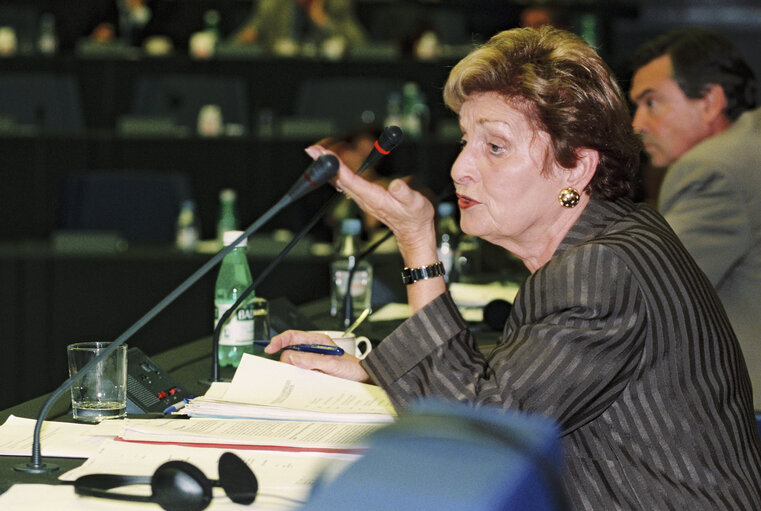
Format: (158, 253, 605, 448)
(15, 154, 338, 475)
(341, 183, 455, 329)
(211, 126, 405, 377)
(207, 154, 338, 383)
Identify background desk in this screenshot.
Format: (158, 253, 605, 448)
(0, 239, 405, 410)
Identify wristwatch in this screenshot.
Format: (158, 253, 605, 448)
(401, 261, 446, 285)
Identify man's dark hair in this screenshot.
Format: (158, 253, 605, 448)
(630, 27, 757, 121)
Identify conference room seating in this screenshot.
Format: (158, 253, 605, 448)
(0, 72, 85, 133)
(126, 73, 250, 135)
(57, 170, 192, 244)
(294, 76, 404, 136)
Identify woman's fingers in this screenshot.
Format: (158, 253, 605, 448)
(279, 350, 370, 382)
(267, 330, 370, 382)
(266, 330, 334, 353)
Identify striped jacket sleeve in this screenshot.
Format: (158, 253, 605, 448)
(363, 241, 645, 435)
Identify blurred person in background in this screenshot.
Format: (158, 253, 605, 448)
(230, 0, 366, 57)
(629, 27, 761, 409)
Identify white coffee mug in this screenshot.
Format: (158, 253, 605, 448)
(310, 330, 373, 359)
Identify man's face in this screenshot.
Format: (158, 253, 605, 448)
(630, 54, 713, 167)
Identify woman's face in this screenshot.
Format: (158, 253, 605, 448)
(452, 92, 567, 249)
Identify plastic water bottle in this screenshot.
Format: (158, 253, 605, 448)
(454, 234, 481, 282)
(37, 13, 58, 55)
(330, 218, 373, 326)
(436, 202, 459, 282)
(216, 188, 239, 247)
(214, 230, 255, 368)
(175, 200, 200, 253)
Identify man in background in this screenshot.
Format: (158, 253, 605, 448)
(629, 27, 761, 408)
(231, 0, 366, 56)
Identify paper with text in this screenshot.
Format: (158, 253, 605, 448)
(121, 417, 383, 452)
(0, 415, 122, 458)
(58, 439, 353, 500)
(184, 354, 395, 422)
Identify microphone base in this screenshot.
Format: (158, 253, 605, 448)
(13, 461, 60, 474)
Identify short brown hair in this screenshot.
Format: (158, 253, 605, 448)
(444, 26, 641, 200)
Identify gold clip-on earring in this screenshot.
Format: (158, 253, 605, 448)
(558, 187, 580, 208)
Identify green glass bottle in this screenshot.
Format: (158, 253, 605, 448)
(214, 230, 254, 368)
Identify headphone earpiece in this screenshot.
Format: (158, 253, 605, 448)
(74, 452, 258, 511)
(151, 461, 213, 511)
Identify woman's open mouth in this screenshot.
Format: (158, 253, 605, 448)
(457, 194, 479, 210)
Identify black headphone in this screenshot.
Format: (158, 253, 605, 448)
(73, 452, 258, 511)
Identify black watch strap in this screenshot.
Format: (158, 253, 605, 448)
(401, 261, 446, 285)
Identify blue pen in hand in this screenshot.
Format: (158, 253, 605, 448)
(253, 341, 344, 356)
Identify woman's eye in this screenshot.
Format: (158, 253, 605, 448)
(489, 143, 503, 154)
(458, 139, 467, 150)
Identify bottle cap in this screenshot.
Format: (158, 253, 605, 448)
(437, 202, 454, 216)
(223, 230, 247, 247)
(341, 218, 362, 236)
(219, 188, 237, 202)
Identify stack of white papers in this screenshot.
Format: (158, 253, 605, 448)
(183, 354, 396, 423)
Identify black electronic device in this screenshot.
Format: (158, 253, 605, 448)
(126, 347, 194, 414)
(268, 297, 319, 335)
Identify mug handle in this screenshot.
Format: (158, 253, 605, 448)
(356, 336, 372, 358)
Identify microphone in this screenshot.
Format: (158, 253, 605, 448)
(210, 127, 405, 380)
(356, 125, 404, 175)
(14, 154, 338, 475)
(285, 153, 343, 203)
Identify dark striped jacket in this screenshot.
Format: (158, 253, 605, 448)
(363, 197, 761, 510)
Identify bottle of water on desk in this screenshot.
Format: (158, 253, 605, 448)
(216, 188, 239, 247)
(330, 218, 372, 327)
(436, 202, 459, 282)
(215, 230, 255, 368)
(175, 200, 200, 253)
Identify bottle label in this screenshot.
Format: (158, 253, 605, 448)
(332, 269, 370, 297)
(215, 302, 254, 346)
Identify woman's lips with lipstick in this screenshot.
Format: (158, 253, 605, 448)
(457, 194, 479, 210)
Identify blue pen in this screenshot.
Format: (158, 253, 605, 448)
(163, 397, 192, 415)
(254, 341, 344, 356)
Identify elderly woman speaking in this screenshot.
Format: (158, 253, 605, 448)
(267, 26, 761, 509)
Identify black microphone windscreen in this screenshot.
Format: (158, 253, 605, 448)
(286, 154, 339, 202)
(306, 154, 339, 185)
(377, 125, 404, 153)
(483, 299, 512, 331)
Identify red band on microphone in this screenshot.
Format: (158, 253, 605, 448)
(374, 140, 391, 155)
(303, 172, 317, 188)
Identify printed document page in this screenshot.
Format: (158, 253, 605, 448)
(185, 354, 395, 422)
(0, 415, 122, 458)
(121, 417, 383, 451)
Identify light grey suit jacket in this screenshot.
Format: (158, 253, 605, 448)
(363, 198, 761, 510)
(659, 107, 761, 409)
